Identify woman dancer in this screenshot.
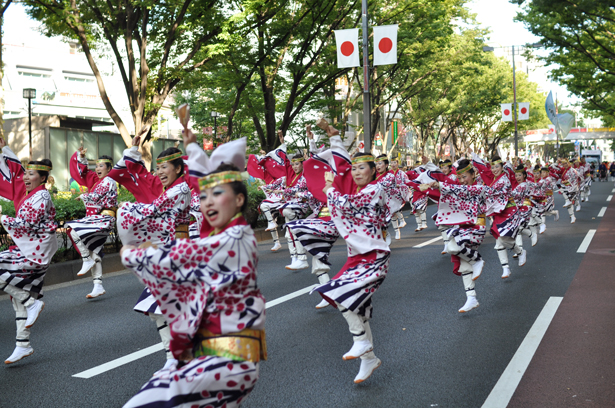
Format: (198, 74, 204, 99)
(0, 138, 57, 364)
(471, 151, 526, 279)
(511, 165, 538, 254)
(558, 159, 579, 223)
(121, 133, 265, 408)
(375, 154, 409, 240)
(389, 157, 409, 230)
(431, 159, 486, 312)
(67, 147, 118, 299)
(109, 133, 191, 372)
(535, 166, 560, 233)
(315, 152, 389, 384)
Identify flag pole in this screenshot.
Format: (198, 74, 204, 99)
(362, 0, 371, 152)
(555, 92, 560, 159)
(512, 45, 519, 157)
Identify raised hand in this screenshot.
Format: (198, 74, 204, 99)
(132, 135, 141, 147)
(278, 129, 284, 144)
(306, 125, 314, 140)
(78, 146, 87, 158)
(0, 137, 6, 149)
(183, 129, 197, 147)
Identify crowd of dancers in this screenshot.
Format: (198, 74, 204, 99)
(0, 113, 595, 407)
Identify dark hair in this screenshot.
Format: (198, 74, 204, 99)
(352, 153, 377, 182)
(491, 155, 502, 164)
(533, 164, 540, 171)
(515, 164, 527, 179)
(291, 153, 304, 161)
(208, 163, 248, 213)
(99, 155, 113, 171)
(440, 159, 452, 168)
(376, 154, 389, 166)
(457, 159, 475, 175)
(157, 147, 184, 176)
(28, 159, 52, 184)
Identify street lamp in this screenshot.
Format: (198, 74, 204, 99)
(22, 88, 36, 160)
(483, 43, 542, 157)
(210, 111, 220, 143)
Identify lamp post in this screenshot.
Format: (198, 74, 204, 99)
(483, 43, 541, 157)
(22, 88, 36, 160)
(210, 111, 220, 144)
(361, 0, 372, 152)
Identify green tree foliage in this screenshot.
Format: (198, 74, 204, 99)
(513, 0, 615, 120)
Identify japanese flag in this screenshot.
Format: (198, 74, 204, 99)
(501, 103, 513, 122)
(518, 102, 530, 120)
(334, 29, 360, 68)
(373, 25, 398, 66)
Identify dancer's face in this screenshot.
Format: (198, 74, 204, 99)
(24, 170, 44, 193)
(352, 162, 376, 188)
(541, 170, 549, 179)
(390, 160, 399, 171)
(157, 161, 181, 188)
(375, 161, 387, 174)
(491, 163, 503, 177)
(441, 165, 451, 175)
(200, 184, 245, 229)
(96, 162, 110, 179)
(459, 171, 474, 186)
(291, 161, 303, 175)
(515, 172, 526, 183)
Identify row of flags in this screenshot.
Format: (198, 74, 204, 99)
(501, 102, 530, 121)
(334, 25, 398, 68)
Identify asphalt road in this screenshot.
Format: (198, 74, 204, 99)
(1, 181, 612, 408)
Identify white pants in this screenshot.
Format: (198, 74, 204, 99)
(282, 208, 306, 260)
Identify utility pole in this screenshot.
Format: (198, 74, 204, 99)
(512, 45, 519, 157)
(361, 0, 371, 152)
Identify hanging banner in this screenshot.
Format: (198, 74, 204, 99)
(501, 103, 513, 122)
(334, 28, 360, 68)
(518, 102, 530, 120)
(373, 25, 398, 66)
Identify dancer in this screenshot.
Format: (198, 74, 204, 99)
(109, 133, 191, 372)
(375, 154, 409, 240)
(535, 166, 560, 233)
(0, 138, 57, 364)
(67, 147, 118, 299)
(389, 157, 409, 230)
(314, 151, 389, 384)
(431, 158, 485, 312)
(121, 133, 265, 408)
(471, 151, 526, 279)
(558, 159, 579, 223)
(512, 165, 538, 253)
(579, 157, 592, 202)
(433, 159, 459, 253)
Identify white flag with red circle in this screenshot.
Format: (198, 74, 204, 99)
(334, 29, 360, 68)
(501, 103, 513, 122)
(518, 102, 530, 120)
(373, 24, 398, 66)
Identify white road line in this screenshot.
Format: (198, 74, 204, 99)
(612, 188, 615, 193)
(481, 296, 563, 408)
(413, 236, 442, 248)
(607, 195, 613, 202)
(577, 229, 596, 253)
(72, 284, 317, 379)
(598, 207, 607, 217)
(73, 343, 164, 379)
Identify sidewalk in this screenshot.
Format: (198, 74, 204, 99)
(509, 192, 615, 407)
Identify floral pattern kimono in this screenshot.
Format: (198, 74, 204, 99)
(121, 215, 266, 408)
(559, 166, 580, 202)
(534, 176, 557, 214)
(375, 170, 408, 217)
(66, 152, 118, 256)
(0, 147, 58, 298)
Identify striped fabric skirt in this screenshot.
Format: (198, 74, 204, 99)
(446, 223, 486, 249)
(123, 356, 259, 408)
(285, 218, 339, 265)
(66, 215, 115, 254)
(532, 196, 554, 215)
(0, 249, 49, 299)
(491, 206, 526, 239)
(312, 250, 389, 319)
(412, 195, 428, 213)
(134, 288, 161, 315)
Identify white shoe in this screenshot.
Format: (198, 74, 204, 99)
(343, 339, 373, 360)
(77, 256, 96, 276)
(265, 221, 277, 232)
(354, 357, 382, 383)
(4, 346, 34, 364)
(285, 256, 297, 269)
(315, 299, 329, 309)
(25, 299, 44, 328)
(286, 257, 309, 270)
(399, 218, 407, 228)
(563, 200, 572, 208)
(86, 282, 106, 299)
(581, 198, 585, 202)
(471, 259, 484, 281)
(415, 226, 421, 232)
(539, 224, 546, 234)
(585, 197, 589, 202)
(576, 204, 581, 212)
(501, 266, 511, 279)
(270, 241, 282, 252)
(570, 216, 576, 224)
(394, 230, 401, 240)
(531, 232, 538, 247)
(554, 210, 559, 221)
(441, 243, 448, 255)
(458, 296, 479, 313)
(518, 249, 527, 267)
(421, 223, 428, 230)
(512, 252, 518, 259)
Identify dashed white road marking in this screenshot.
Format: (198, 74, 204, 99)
(481, 297, 563, 408)
(577, 229, 596, 253)
(598, 207, 607, 217)
(73, 284, 318, 379)
(607, 195, 613, 202)
(413, 236, 442, 248)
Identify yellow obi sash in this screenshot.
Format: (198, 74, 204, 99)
(523, 199, 533, 207)
(505, 198, 516, 209)
(475, 215, 486, 226)
(562, 180, 571, 186)
(175, 224, 189, 239)
(545, 191, 553, 196)
(100, 208, 117, 217)
(318, 206, 330, 218)
(194, 328, 267, 363)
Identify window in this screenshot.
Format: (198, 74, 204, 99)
(18, 71, 51, 78)
(64, 76, 94, 83)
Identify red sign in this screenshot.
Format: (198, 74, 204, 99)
(358, 141, 365, 150)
